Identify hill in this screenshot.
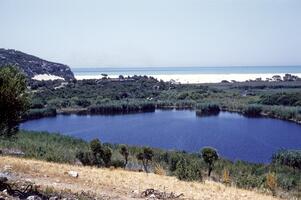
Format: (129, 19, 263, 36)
(0, 49, 74, 81)
(0, 156, 280, 200)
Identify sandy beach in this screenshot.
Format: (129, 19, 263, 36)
(75, 73, 301, 84)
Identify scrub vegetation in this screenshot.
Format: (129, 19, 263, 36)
(26, 75, 301, 123)
(0, 131, 300, 199)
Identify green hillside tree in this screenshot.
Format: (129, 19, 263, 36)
(201, 147, 219, 177)
(0, 65, 29, 137)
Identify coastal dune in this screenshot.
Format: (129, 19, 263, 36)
(75, 73, 301, 84)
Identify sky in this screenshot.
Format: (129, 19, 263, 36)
(0, 0, 301, 67)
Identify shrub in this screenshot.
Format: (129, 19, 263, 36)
(266, 172, 277, 196)
(76, 151, 94, 166)
(24, 108, 57, 120)
(154, 163, 166, 176)
(196, 103, 220, 116)
(175, 157, 202, 181)
(222, 169, 231, 185)
(242, 104, 262, 117)
(272, 150, 301, 170)
(110, 160, 125, 168)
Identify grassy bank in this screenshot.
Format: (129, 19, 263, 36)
(0, 131, 300, 199)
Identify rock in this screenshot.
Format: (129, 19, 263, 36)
(3, 165, 12, 173)
(149, 194, 156, 198)
(49, 196, 59, 200)
(132, 190, 139, 195)
(26, 195, 42, 200)
(68, 171, 78, 178)
(0, 177, 8, 183)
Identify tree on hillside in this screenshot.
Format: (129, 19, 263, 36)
(0, 65, 29, 137)
(136, 147, 154, 173)
(89, 138, 112, 167)
(90, 138, 103, 157)
(119, 145, 129, 168)
(102, 145, 112, 167)
(201, 147, 219, 177)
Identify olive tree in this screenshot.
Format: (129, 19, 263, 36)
(89, 138, 112, 167)
(136, 147, 154, 173)
(201, 147, 218, 177)
(0, 66, 29, 137)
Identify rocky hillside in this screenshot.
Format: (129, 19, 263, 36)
(0, 49, 74, 81)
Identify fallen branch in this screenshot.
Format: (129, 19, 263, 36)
(0, 177, 47, 199)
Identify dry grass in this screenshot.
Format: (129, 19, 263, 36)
(0, 156, 281, 200)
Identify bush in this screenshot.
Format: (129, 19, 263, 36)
(266, 172, 277, 196)
(260, 93, 301, 106)
(242, 104, 262, 117)
(30, 99, 45, 109)
(175, 157, 202, 181)
(272, 150, 301, 170)
(154, 163, 166, 176)
(23, 108, 57, 120)
(196, 103, 220, 116)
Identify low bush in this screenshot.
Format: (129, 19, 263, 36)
(196, 103, 220, 116)
(23, 108, 57, 120)
(272, 150, 301, 170)
(242, 104, 262, 117)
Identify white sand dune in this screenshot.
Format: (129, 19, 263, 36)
(75, 73, 301, 84)
(32, 74, 64, 81)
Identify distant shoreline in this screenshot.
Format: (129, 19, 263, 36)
(74, 73, 301, 84)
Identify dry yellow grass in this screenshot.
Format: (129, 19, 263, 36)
(0, 156, 281, 200)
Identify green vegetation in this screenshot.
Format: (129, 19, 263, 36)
(0, 131, 300, 199)
(0, 66, 29, 137)
(260, 92, 301, 106)
(196, 103, 220, 116)
(76, 138, 113, 167)
(119, 145, 129, 168)
(26, 76, 301, 123)
(272, 149, 301, 170)
(136, 147, 154, 173)
(242, 104, 263, 117)
(201, 147, 219, 177)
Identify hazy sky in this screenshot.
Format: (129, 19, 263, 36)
(0, 0, 301, 67)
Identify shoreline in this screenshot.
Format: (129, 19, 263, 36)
(74, 73, 301, 84)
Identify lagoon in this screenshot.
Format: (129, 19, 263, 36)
(20, 110, 301, 163)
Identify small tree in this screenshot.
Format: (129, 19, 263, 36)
(136, 147, 154, 173)
(0, 66, 29, 137)
(89, 138, 112, 167)
(201, 147, 218, 177)
(90, 138, 102, 157)
(102, 146, 112, 167)
(119, 145, 129, 168)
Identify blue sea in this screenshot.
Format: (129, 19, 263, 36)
(72, 66, 301, 76)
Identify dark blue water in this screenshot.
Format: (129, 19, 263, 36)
(72, 66, 301, 76)
(20, 110, 301, 163)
